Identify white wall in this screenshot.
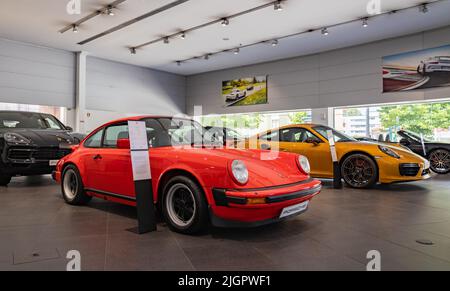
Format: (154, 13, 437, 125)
(0, 38, 76, 108)
(186, 25, 450, 116)
(84, 57, 186, 132)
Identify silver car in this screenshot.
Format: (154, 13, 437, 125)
(225, 88, 247, 102)
(417, 56, 450, 75)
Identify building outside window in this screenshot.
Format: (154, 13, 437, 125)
(334, 100, 450, 142)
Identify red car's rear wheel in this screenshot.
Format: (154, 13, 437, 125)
(162, 175, 209, 234)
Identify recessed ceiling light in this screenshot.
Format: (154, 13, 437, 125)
(204, 54, 210, 60)
(180, 32, 186, 39)
(221, 18, 230, 27)
(72, 24, 79, 33)
(223, 37, 230, 41)
(176, 61, 182, 66)
(420, 3, 429, 13)
(362, 17, 369, 28)
(233, 48, 240, 55)
(163, 37, 170, 44)
(321, 27, 329, 36)
(274, 1, 283, 11)
(271, 39, 279, 47)
(106, 6, 115, 16)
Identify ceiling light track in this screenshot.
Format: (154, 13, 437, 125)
(78, 0, 191, 45)
(132, 0, 285, 50)
(59, 0, 127, 34)
(175, 0, 440, 65)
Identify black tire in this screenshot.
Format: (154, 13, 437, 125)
(428, 149, 450, 174)
(341, 154, 378, 189)
(61, 165, 91, 205)
(162, 175, 209, 234)
(0, 175, 11, 186)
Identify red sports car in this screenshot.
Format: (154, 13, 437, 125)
(54, 116, 321, 234)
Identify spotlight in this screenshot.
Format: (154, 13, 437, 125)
(271, 39, 279, 47)
(321, 27, 329, 36)
(180, 32, 186, 39)
(204, 54, 210, 60)
(362, 17, 369, 28)
(233, 48, 240, 55)
(130, 47, 137, 55)
(420, 3, 429, 13)
(176, 61, 182, 66)
(72, 24, 79, 33)
(163, 37, 170, 44)
(274, 1, 283, 11)
(106, 6, 115, 16)
(221, 18, 230, 27)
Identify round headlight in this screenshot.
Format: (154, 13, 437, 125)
(297, 155, 311, 174)
(230, 160, 249, 185)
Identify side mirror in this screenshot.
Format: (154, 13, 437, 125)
(65, 126, 73, 132)
(305, 137, 320, 146)
(117, 138, 131, 149)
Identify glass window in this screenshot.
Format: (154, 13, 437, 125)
(260, 131, 279, 141)
(279, 128, 319, 143)
(103, 124, 129, 148)
(84, 130, 103, 148)
(313, 126, 356, 142)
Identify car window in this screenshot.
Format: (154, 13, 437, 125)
(0, 112, 64, 129)
(103, 124, 129, 148)
(84, 130, 104, 148)
(260, 131, 279, 141)
(44, 117, 62, 129)
(279, 128, 318, 143)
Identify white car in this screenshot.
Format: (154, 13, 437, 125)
(225, 88, 247, 102)
(417, 56, 450, 75)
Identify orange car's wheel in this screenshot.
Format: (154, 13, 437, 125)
(162, 176, 209, 234)
(61, 165, 91, 205)
(341, 154, 378, 189)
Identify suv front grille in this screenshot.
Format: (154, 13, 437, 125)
(7, 147, 71, 161)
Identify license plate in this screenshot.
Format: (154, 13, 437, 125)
(49, 160, 59, 166)
(279, 201, 309, 219)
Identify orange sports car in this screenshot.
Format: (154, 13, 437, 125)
(247, 124, 431, 188)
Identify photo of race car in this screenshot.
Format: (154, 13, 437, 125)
(225, 88, 247, 102)
(417, 56, 450, 75)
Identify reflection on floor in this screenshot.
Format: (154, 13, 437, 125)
(1, 174, 450, 271)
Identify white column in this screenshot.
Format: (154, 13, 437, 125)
(311, 108, 334, 127)
(75, 51, 88, 133)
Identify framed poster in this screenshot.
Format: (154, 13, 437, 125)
(383, 45, 450, 92)
(222, 76, 268, 107)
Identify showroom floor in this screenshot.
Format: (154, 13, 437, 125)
(1, 175, 450, 271)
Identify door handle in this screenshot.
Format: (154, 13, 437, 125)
(93, 154, 102, 160)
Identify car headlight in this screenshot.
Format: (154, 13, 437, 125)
(297, 155, 311, 174)
(230, 160, 249, 185)
(3, 133, 31, 145)
(379, 145, 400, 159)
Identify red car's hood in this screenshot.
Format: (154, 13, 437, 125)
(167, 146, 308, 189)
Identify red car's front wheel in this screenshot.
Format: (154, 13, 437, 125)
(61, 165, 92, 205)
(162, 176, 209, 234)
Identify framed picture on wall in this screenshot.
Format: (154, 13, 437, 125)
(222, 76, 268, 107)
(383, 44, 450, 93)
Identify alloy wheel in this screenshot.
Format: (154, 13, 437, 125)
(166, 183, 197, 227)
(342, 156, 375, 188)
(429, 150, 450, 174)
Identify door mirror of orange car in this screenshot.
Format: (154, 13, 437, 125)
(117, 138, 131, 149)
(305, 137, 320, 146)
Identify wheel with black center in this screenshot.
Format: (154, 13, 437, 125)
(341, 154, 378, 188)
(429, 149, 450, 174)
(162, 176, 209, 234)
(61, 165, 91, 205)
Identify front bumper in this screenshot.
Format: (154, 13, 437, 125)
(208, 178, 321, 227)
(377, 157, 431, 183)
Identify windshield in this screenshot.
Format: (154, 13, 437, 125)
(400, 130, 432, 142)
(143, 118, 216, 147)
(313, 125, 356, 142)
(0, 111, 65, 130)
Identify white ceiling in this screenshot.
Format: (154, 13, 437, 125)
(1, 0, 450, 75)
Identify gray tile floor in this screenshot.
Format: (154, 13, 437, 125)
(1, 174, 450, 271)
